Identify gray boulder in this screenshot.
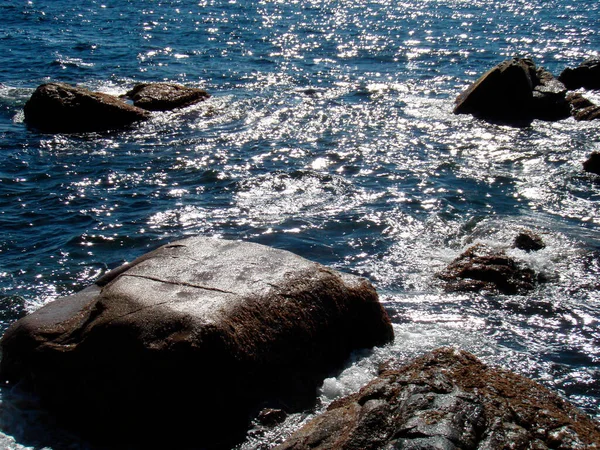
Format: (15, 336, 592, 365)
(24, 82, 150, 133)
(277, 348, 600, 449)
(0, 237, 393, 449)
(559, 58, 600, 91)
(124, 82, 210, 111)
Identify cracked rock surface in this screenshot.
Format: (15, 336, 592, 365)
(0, 237, 393, 449)
(277, 348, 600, 450)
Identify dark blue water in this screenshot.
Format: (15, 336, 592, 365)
(1, 0, 600, 447)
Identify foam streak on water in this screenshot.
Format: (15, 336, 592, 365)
(1, 0, 600, 447)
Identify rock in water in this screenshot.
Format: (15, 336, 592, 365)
(0, 237, 393, 448)
(513, 230, 546, 252)
(437, 244, 537, 294)
(277, 348, 600, 450)
(124, 82, 210, 111)
(566, 92, 600, 121)
(583, 151, 600, 175)
(454, 57, 537, 126)
(559, 58, 600, 91)
(23, 82, 150, 133)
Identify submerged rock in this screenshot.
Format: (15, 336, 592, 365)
(124, 82, 210, 111)
(559, 58, 600, 91)
(0, 237, 393, 448)
(24, 82, 150, 133)
(277, 348, 600, 450)
(437, 243, 536, 294)
(583, 151, 600, 175)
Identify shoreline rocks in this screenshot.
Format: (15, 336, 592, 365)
(0, 237, 393, 448)
(23, 81, 211, 133)
(277, 348, 600, 449)
(454, 57, 600, 126)
(559, 58, 600, 91)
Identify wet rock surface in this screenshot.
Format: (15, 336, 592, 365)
(437, 243, 537, 295)
(567, 92, 600, 121)
(24, 82, 150, 133)
(277, 348, 600, 450)
(124, 82, 210, 111)
(0, 237, 393, 449)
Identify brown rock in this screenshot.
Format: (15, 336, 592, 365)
(437, 244, 536, 294)
(277, 348, 600, 450)
(531, 69, 571, 121)
(0, 237, 393, 448)
(24, 82, 150, 133)
(124, 82, 210, 111)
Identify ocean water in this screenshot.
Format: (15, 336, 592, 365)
(1, 0, 600, 447)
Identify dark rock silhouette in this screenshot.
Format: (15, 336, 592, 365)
(277, 348, 600, 450)
(513, 230, 546, 252)
(24, 82, 150, 133)
(124, 82, 210, 111)
(583, 151, 600, 175)
(454, 58, 537, 126)
(559, 58, 600, 90)
(0, 237, 393, 449)
(437, 243, 536, 294)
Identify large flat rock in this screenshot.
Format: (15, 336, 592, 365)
(0, 237, 393, 448)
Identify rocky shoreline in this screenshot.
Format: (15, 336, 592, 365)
(4, 57, 600, 448)
(1, 236, 599, 449)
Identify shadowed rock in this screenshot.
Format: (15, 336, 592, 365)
(24, 82, 150, 133)
(454, 58, 573, 125)
(124, 82, 210, 111)
(531, 68, 571, 121)
(583, 151, 600, 175)
(0, 237, 393, 449)
(454, 58, 537, 126)
(559, 58, 600, 91)
(437, 244, 536, 294)
(513, 230, 545, 252)
(566, 92, 600, 121)
(277, 348, 600, 450)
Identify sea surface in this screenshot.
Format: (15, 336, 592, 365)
(1, 0, 600, 448)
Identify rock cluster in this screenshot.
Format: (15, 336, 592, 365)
(0, 237, 393, 448)
(277, 348, 600, 449)
(24, 81, 210, 133)
(454, 57, 600, 126)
